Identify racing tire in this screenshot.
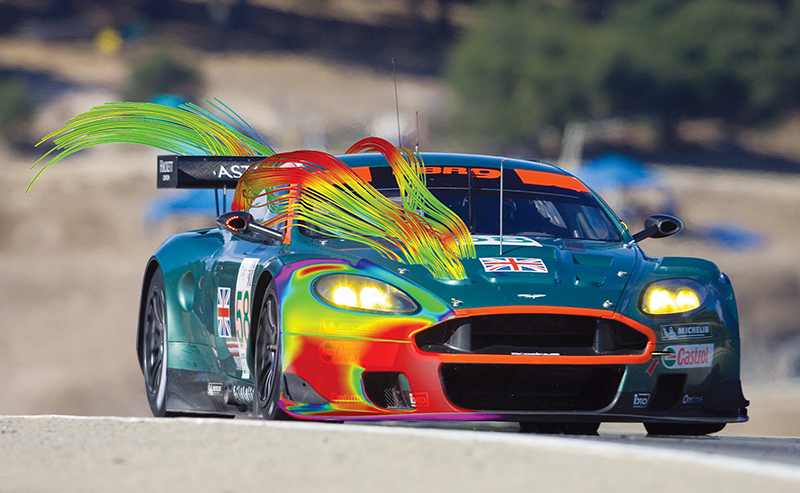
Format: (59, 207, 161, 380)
(519, 422, 600, 435)
(644, 422, 726, 436)
(142, 267, 170, 417)
(254, 283, 284, 420)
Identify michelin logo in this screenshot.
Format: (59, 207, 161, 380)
(660, 324, 711, 341)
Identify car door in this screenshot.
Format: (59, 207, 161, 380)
(211, 231, 281, 381)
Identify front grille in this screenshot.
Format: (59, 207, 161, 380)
(415, 314, 648, 356)
(441, 363, 624, 411)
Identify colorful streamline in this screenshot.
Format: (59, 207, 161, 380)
(31, 100, 748, 435)
(31, 101, 473, 280)
(28, 99, 275, 191)
(232, 138, 474, 280)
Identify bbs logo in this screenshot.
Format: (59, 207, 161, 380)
(633, 393, 650, 409)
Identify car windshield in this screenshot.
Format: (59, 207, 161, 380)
(301, 165, 622, 242)
(380, 188, 620, 241)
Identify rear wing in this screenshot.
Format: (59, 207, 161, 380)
(157, 155, 268, 189)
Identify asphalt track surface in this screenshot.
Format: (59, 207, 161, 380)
(2, 416, 800, 492)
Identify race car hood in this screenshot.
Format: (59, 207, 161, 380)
(296, 234, 639, 313)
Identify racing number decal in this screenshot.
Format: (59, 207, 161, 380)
(234, 258, 259, 379)
(235, 290, 251, 340)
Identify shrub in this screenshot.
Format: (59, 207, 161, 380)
(124, 47, 204, 102)
(0, 78, 35, 145)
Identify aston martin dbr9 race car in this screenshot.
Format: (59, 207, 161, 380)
(138, 144, 748, 435)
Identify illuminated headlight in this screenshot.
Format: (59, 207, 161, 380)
(641, 279, 706, 315)
(314, 274, 419, 314)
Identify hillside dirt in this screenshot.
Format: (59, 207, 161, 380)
(1, 38, 800, 437)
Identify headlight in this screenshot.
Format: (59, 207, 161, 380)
(641, 279, 706, 315)
(313, 274, 419, 314)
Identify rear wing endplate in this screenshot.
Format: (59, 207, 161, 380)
(157, 155, 268, 189)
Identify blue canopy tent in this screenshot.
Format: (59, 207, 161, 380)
(575, 153, 662, 192)
(143, 189, 234, 229)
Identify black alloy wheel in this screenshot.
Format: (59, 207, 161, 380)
(254, 284, 282, 419)
(644, 422, 726, 436)
(143, 267, 169, 417)
(519, 422, 600, 435)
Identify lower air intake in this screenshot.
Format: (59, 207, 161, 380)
(362, 372, 415, 410)
(649, 373, 687, 412)
(441, 364, 624, 411)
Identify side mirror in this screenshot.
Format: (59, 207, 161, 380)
(217, 211, 283, 243)
(632, 214, 683, 242)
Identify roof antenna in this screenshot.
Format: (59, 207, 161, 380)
(499, 159, 505, 256)
(415, 111, 419, 152)
(393, 58, 401, 147)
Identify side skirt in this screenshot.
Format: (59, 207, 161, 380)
(165, 368, 254, 416)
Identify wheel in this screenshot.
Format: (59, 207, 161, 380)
(645, 422, 726, 436)
(254, 283, 283, 420)
(142, 267, 169, 417)
(519, 422, 600, 435)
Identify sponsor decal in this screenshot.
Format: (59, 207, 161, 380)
(159, 159, 174, 183)
(660, 324, 712, 341)
(633, 393, 650, 409)
(228, 384, 254, 405)
(518, 294, 546, 300)
(472, 235, 543, 247)
(207, 382, 223, 397)
(217, 164, 251, 180)
(227, 340, 245, 371)
(409, 392, 429, 407)
(511, 352, 560, 356)
(479, 257, 548, 273)
(217, 287, 231, 338)
(234, 258, 259, 379)
(319, 342, 334, 362)
(318, 340, 398, 366)
(318, 341, 362, 364)
(319, 319, 377, 334)
(661, 344, 714, 369)
(646, 358, 658, 376)
(682, 394, 704, 405)
(418, 166, 500, 179)
(330, 392, 360, 403)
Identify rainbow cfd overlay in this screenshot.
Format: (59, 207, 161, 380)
(30, 100, 748, 425)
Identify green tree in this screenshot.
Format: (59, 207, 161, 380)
(446, 2, 607, 146)
(0, 79, 35, 145)
(604, 0, 793, 131)
(124, 47, 204, 102)
(446, 0, 800, 149)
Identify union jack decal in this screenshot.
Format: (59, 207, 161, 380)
(479, 257, 548, 273)
(217, 287, 231, 338)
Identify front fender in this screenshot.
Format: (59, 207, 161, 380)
(140, 229, 226, 353)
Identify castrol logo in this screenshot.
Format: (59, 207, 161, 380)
(661, 344, 714, 369)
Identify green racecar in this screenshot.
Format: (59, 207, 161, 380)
(138, 151, 748, 435)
